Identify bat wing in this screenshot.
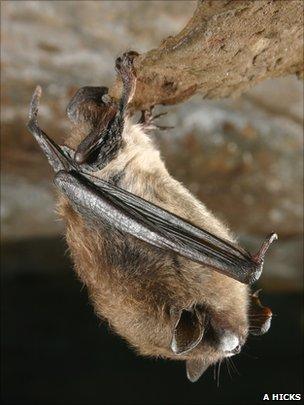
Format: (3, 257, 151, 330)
(55, 170, 276, 285)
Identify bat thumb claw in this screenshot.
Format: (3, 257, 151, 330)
(29, 85, 42, 121)
(252, 232, 278, 265)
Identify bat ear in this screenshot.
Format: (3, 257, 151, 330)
(170, 307, 205, 355)
(66, 86, 115, 126)
(186, 358, 210, 382)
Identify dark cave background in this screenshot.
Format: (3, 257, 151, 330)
(1, 238, 303, 405)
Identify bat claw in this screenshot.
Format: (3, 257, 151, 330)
(252, 232, 278, 265)
(115, 51, 138, 77)
(249, 289, 272, 336)
(139, 107, 173, 132)
(115, 51, 138, 110)
(28, 85, 42, 121)
(27, 86, 75, 173)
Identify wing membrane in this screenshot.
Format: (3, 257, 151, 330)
(55, 170, 262, 284)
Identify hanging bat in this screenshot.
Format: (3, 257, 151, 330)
(27, 52, 277, 382)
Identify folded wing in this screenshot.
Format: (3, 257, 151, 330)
(55, 170, 265, 284)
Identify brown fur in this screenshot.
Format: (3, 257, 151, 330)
(57, 118, 249, 367)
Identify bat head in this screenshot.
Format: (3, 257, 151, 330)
(95, 272, 271, 383)
(167, 304, 246, 382)
(82, 260, 272, 383)
(167, 288, 272, 382)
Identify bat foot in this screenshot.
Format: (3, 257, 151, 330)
(249, 289, 272, 336)
(115, 51, 138, 107)
(115, 51, 138, 75)
(138, 107, 173, 131)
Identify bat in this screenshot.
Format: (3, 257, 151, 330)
(27, 52, 277, 382)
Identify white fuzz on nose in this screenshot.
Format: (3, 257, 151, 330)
(219, 332, 239, 353)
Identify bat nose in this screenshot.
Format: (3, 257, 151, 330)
(224, 344, 241, 357)
(218, 331, 240, 354)
(231, 344, 241, 354)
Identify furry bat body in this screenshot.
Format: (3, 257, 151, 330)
(27, 53, 277, 382)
